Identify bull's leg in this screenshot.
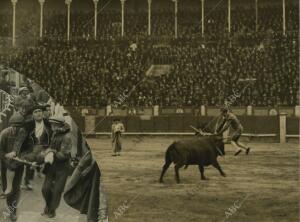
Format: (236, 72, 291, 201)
(159, 162, 171, 183)
(212, 161, 226, 177)
(198, 165, 208, 180)
(174, 163, 184, 183)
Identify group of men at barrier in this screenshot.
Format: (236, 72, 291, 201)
(0, 79, 107, 222)
(0, 85, 74, 221)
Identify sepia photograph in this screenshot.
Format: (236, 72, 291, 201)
(0, 69, 107, 221)
(0, 0, 299, 221)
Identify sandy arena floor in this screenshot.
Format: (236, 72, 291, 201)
(88, 136, 299, 222)
(0, 175, 83, 222)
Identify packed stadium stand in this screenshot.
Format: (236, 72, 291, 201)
(0, 0, 299, 109)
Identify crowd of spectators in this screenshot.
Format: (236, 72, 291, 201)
(0, 1, 298, 108)
(38, 5, 298, 41)
(2, 32, 298, 108)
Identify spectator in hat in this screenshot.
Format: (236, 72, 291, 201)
(36, 89, 50, 104)
(41, 115, 72, 218)
(14, 87, 36, 119)
(7, 105, 52, 190)
(0, 113, 25, 221)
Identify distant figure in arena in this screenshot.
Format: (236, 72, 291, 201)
(111, 119, 125, 156)
(217, 107, 251, 156)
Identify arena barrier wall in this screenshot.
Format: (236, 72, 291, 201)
(67, 107, 299, 143)
(71, 115, 85, 133)
(239, 116, 279, 135)
(101, 106, 299, 117)
(92, 115, 282, 136)
(286, 117, 300, 136)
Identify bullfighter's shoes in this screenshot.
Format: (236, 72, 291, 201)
(246, 147, 251, 155)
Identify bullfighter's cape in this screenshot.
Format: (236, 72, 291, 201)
(63, 130, 103, 222)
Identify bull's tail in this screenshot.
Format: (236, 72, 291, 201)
(160, 142, 176, 183)
(165, 142, 176, 165)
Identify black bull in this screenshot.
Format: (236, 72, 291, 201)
(159, 135, 226, 183)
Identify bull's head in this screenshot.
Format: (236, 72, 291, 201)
(211, 135, 225, 156)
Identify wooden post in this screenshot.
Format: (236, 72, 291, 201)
(295, 106, 300, 117)
(279, 113, 287, 143)
(246, 105, 253, 115)
(200, 105, 206, 116)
